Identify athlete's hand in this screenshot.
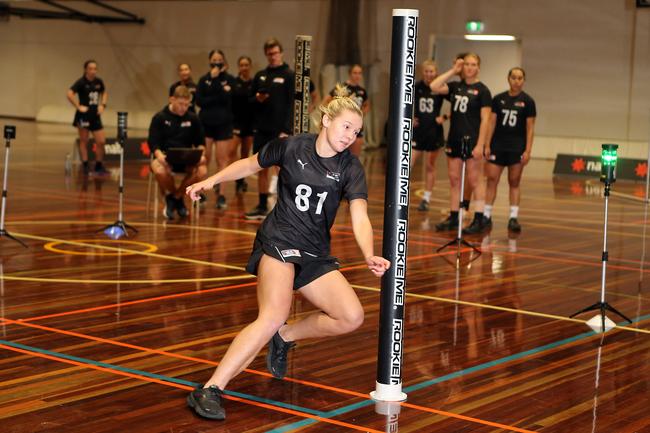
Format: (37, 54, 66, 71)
(452, 58, 464, 75)
(97, 105, 105, 115)
(483, 146, 491, 160)
(256, 92, 270, 103)
(78, 105, 89, 113)
(413, 116, 419, 128)
(521, 151, 531, 166)
(435, 115, 445, 125)
(365, 256, 390, 277)
(278, 132, 289, 138)
(186, 179, 213, 201)
(472, 146, 484, 160)
(210, 65, 221, 78)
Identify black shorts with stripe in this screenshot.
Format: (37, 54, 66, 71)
(246, 234, 340, 290)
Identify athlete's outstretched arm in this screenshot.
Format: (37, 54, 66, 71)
(186, 154, 262, 200)
(349, 199, 390, 277)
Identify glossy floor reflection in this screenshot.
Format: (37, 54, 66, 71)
(1, 120, 650, 432)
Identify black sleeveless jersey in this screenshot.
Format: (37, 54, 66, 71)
(257, 134, 367, 256)
(445, 80, 491, 147)
(490, 91, 537, 153)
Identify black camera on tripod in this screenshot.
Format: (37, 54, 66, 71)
(4, 125, 16, 140)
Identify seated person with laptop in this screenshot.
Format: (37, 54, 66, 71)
(149, 85, 207, 219)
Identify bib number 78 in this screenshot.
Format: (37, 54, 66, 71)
(295, 184, 328, 215)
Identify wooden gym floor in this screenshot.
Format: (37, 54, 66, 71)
(1, 120, 650, 432)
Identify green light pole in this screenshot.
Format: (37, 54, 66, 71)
(570, 144, 631, 332)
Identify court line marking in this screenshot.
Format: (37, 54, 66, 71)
(10, 219, 650, 267)
(352, 284, 650, 335)
(18, 281, 257, 322)
(43, 239, 158, 256)
(0, 319, 536, 433)
(0, 274, 255, 284)
(267, 309, 650, 433)
(0, 340, 382, 433)
(12, 231, 247, 271)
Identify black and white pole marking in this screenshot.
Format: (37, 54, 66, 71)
(293, 35, 312, 135)
(370, 8, 418, 403)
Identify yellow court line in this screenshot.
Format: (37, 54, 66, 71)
(44, 239, 158, 256)
(351, 284, 650, 335)
(8, 220, 256, 237)
(12, 232, 247, 271)
(0, 274, 254, 284)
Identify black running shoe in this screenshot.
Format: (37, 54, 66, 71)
(463, 215, 490, 235)
(215, 195, 227, 210)
(417, 200, 429, 212)
(163, 194, 176, 220)
(435, 215, 458, 231)
(244, 205, 268, 221)
(187, 384, 226, 420)
(81, 161, 90, 176)
(176, 197, 189, 218)
(508, 217, 522, 233)
(266, 331, 295, 379)
(484, 216, 493, 230)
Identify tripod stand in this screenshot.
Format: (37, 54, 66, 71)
(99, 112, 137, 239)
(1, 126, 27, 248)
(570, 144, 631, 332)
(437, 136, 480, 261)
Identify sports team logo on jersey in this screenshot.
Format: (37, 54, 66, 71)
(297, 159, 308, 169)
(467, 89, 479, 95)
(164, 120, 172, 126)
(280, 249, 301, 258)
(273, 77, 285, 84)
(515, 101, 526, 107)
(260, 75, 267, 81)
(180, 121, 191, 127)
(326, 171, 340, 182)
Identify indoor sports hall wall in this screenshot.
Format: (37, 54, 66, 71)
(0, 0, 648, 158)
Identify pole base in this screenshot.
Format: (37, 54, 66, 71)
(586, 315, 617, 333)
(98, 220, 138, 239)
(437, 237, 481, 264)
(370, 382, 407, 402)
(570, 301, 632, 333)
(0, 229, 28, 248)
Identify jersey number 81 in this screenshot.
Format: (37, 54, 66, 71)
(295, 184, 328, 215)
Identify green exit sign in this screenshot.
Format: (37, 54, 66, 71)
(466, 21, 484, 33)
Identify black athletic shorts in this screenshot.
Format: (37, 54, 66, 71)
(246, 234, 340, 290)
(487, 150, 524, 167)
(73, 112, 103, 131)
(204, 123, 233, 141)
(233, 121, 254, 138)
(253, 130, 279, 154)
(412, 132, 444, 152)
(444, 139, 477, 159)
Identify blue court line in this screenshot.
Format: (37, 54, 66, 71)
(265, 313, 650, 433)
(0, 339, 328, 418)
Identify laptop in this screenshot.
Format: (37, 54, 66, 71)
(165, 147, 203, 166)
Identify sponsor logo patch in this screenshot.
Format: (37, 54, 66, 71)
(280, 249, 301, 258)
(326, 171, 340, 182)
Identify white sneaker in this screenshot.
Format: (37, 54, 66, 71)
(269, 175, 278, 194)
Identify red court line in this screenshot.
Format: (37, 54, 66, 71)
(20, 281, 257, 322)
(0, 342, 383, 433)
(1, 317, 536, 433)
